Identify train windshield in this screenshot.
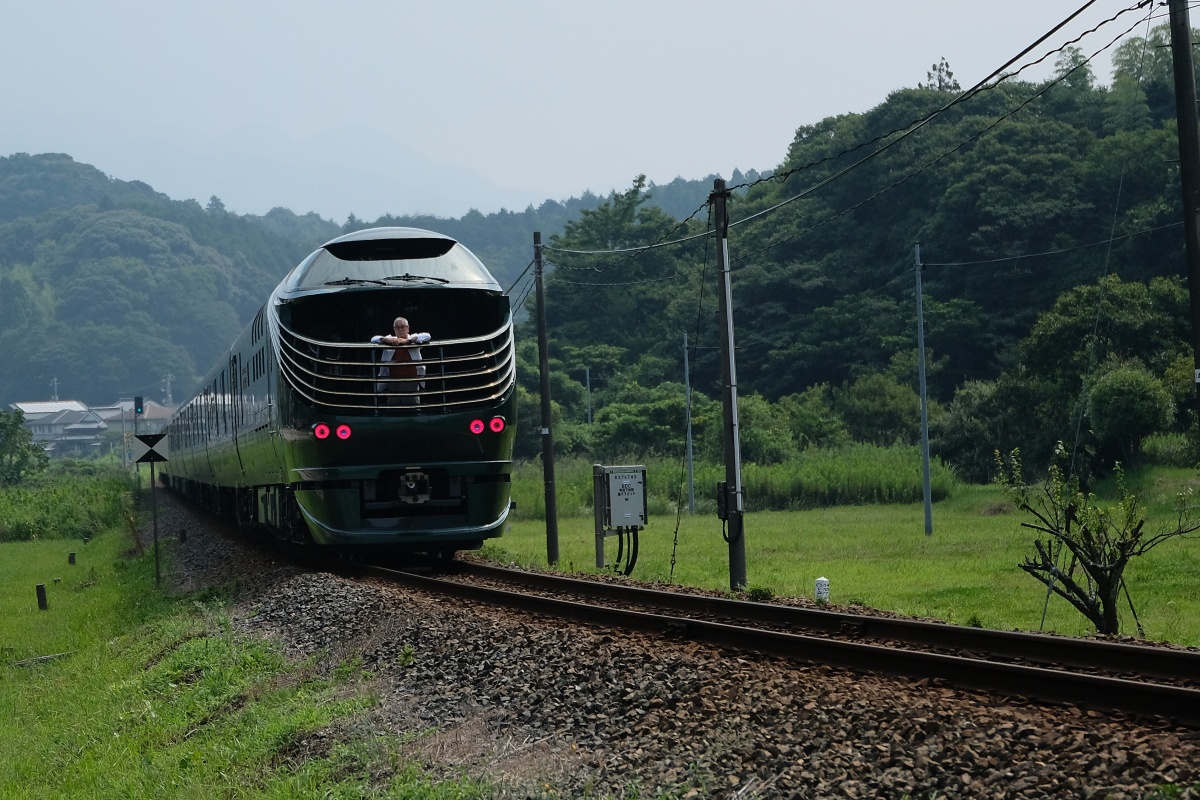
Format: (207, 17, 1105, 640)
(285, 238, 498, 290)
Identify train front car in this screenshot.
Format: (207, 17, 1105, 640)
(270, 227, 516, 553)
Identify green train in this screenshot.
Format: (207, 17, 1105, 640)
(161, 227, 516, 555)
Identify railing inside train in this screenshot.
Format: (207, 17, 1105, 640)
(274, 320, 515, 414)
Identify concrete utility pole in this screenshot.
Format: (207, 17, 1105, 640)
(915, 244, 933, 536)
(684, 331, 695, 514)
(710, 179, 747, 590)
(1168, 0, 1200, 432)
(534, 232, 560, 565)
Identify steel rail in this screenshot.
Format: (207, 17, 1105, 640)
(457, 563, 1200, 683)
(363, 564, 1200, 728)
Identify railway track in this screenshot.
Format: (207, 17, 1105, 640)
(361, 560, 1200, 729)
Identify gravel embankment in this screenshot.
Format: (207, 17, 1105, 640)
(143, 492, 1200, 799)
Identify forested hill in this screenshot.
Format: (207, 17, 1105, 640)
(520, 29, 1200, 478)
(0, 152, 743, 407)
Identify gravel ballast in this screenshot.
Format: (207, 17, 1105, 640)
(144, 493, 1200, 799)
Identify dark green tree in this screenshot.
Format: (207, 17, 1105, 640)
(1086, 362, 1174, 466)
(831, 373, 921, 446)
(0, 409, 48, 486)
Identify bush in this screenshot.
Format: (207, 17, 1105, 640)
(1087, 363, 1174, 465)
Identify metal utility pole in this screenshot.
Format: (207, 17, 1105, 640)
(711, 179, 747, 590)
(915, 244, 933, 536)
(1168, 0, 1200, 428)
(534, 232, 560, 564)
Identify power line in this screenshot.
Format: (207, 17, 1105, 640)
(537, 2, 1147, 266)
(549, 266, 705, 288)
(542, 209, 712, 257)
(728, 1, 1149, 197)
(922, 222, 1182, 267)
(730, 7, 1152, 264)
(503, 258, 535, 296)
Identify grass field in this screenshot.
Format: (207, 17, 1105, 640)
(489, 477, 1200, 646)
(0, 528, 489, 799)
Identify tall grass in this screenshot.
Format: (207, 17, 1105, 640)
(511, 444, 957, 520)
(0, 468, 135, 542)
(1142, 433, 1197, 468)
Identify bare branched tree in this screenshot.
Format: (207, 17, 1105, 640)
(995, 444, 1200, 636)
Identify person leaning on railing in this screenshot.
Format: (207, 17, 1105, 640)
(371, 317, 431, 404)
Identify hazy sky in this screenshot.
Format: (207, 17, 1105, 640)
(0, 1, 1150, 221)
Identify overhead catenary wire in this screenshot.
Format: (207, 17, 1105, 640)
(548, 266, 707, 288)
(541, 206, 713, 257)
(728, 0, 1149, 198)
(511, 272, 538, 314)
(503, 258, 536, 295)
(538, 1, 1148, 268)
(730, 7, 1153, 265)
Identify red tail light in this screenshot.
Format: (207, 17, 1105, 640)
(489, 416, 506, 433)
(313, 423, 331, 439)
(336, 424, 352, 440)
(469, 419, 485, 435)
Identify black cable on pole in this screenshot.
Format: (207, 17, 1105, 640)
(543, 199, 712, 258)
(670, 204, 714, 585)
(534, 2, 1146, 274)
(503, 259, 536, 295)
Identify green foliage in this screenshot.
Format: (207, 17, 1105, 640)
(0, 409, 48, 486)
(724, 392, 798, 465)
(777, 385, 850, 451)
(510, 446, 957, 521)
(592, 381, 707, 462)
(831, 373, 922, 446)
(710, 444, 956, 511)
(0, 467, 133, 542)
(930, 380, 1000, 483)
(1141, 433, 1197, 468)
(1087, 362, 1174, 465)
(942, 276, 1192, 477)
